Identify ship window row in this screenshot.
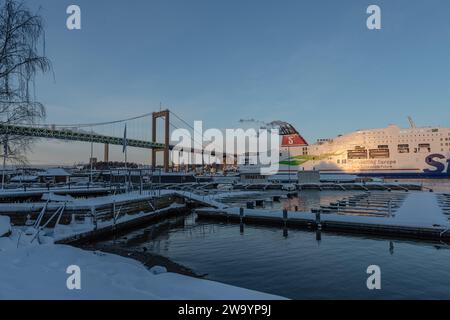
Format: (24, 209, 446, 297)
(348, 143, 432, 159)
(302, 147, 308, 155)
(400, 134, 440, 138)
(347, 148, 390, 159)
(371, 138, 434, 143)
(398, 144, 431, 153)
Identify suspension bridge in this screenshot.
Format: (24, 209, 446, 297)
(0, 109, 228, 171)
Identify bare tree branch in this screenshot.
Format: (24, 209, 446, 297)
(0, 0, 51, 164)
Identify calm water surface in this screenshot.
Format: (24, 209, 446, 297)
(100, 208, 450, 299)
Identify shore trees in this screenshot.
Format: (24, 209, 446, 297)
(0, 0, 51, 163)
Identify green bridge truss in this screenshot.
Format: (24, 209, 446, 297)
(0, 124, 166, 150)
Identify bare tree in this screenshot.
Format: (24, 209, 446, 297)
(0, 0, 51, 163)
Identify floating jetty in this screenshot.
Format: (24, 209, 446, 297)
(0, 185, 124, 203)
(55, 203, 187, 244)
(196, 192, 450, 241)
(4, 190, 225, 224)
(233, 182, 423, 191)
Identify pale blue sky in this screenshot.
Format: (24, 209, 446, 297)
(19, 0, 450, 164)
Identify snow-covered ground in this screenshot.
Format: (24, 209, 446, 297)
(0, 241, 284, 300)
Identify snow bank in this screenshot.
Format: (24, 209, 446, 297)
(0, 216, 11, 237)
(0, 244, 285, 300)
(0, 228, 54, 253)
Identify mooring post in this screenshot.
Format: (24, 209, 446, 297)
(112, 200, 116, 226)
(239, 207, 245, 234)
(139, 170, 143, 195)
(91, 207, 98, 230)
(388, 200, 392, 217)
(316, 210, 321, 229)
(316, 229, 322, 241)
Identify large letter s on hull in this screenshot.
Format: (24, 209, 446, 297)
(424, 154, 445, 173)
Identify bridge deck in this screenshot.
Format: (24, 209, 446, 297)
(0, 124, 166, 149)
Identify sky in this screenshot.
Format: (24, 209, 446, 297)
(14, 0, 450, 165)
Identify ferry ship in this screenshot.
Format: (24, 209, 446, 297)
(275, 120, 450, 179)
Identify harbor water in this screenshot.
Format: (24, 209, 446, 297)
(97, 190, 450, 300)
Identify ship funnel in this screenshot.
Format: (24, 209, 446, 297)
(268, 121, 309, 147)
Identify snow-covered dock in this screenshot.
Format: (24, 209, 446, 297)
(196, 192, 450, 241)
(0, 189, 228, 228)
(0, 185, 121, 202)
(55, 203, 187, 244)
(233, 182, 423, 191)
(0, 188, 236, 247)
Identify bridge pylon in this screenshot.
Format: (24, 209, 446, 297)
(152, 110, 170, 172)
(104, 144, 109, 162)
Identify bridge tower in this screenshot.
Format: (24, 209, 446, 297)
(152, 110, 170, 172)
(104, 144, 109, 162)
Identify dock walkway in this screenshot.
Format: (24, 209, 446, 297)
(196, 192, 450, 241)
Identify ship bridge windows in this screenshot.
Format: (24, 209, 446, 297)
(398, 144, 410, 154)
